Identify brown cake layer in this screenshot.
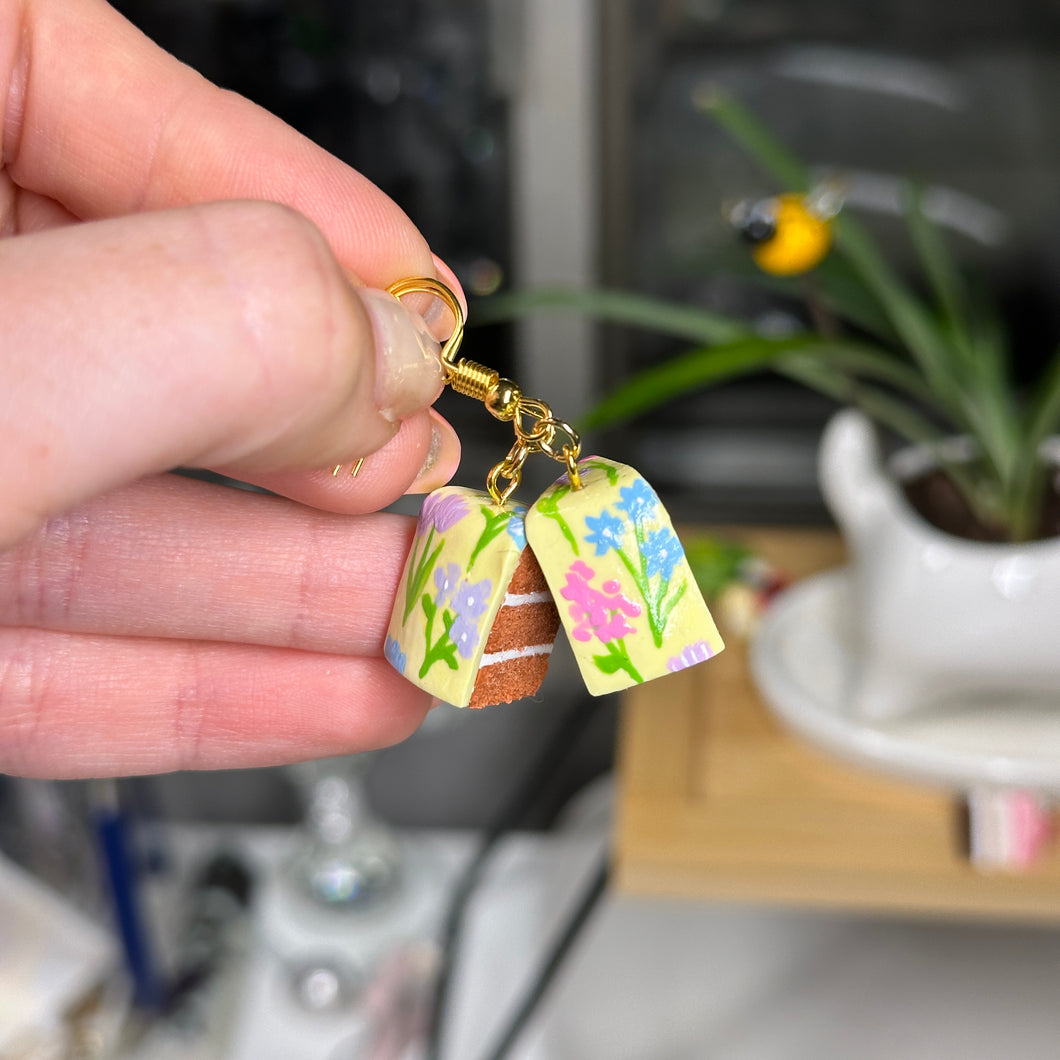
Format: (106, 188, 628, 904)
(470, 652, 553, 709)
(507, 550, 547, 595)
(483, 597, 558, 652)
(469, 548, 560, 709)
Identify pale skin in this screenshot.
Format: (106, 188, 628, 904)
(0, 0, 468, 778)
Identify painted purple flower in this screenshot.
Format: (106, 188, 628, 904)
(450, 615, 480, 659)
(452, 577, 492, 620)
(616, 478, 657, 524)
(642, 526, 682, 582)
(667, 640, 714, 673)
(584, 509, 625, 556)
(420, 491, 471, 533)
(559, 560, 640, 644)
(434, 562, 462, 607)
(417, 494, 440, 534)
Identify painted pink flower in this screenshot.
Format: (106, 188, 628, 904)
(560, 560, 641, 644)
(597, 610, 638, 642)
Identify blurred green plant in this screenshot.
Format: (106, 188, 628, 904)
(481, 91, 1060, 542)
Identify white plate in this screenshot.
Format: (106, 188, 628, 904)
(750, 568, 1060, 794)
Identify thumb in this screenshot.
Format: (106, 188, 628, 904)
(0, 200, 448, 549)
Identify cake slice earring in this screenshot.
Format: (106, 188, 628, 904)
(383, 278, 724, 708)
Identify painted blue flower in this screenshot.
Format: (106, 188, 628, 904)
(642, 526, 682, 582)
(453, 577, 492, 620)
(584, 509, 625, 556)
(616, 478, 657, 525)
(384, 635, 407, 675)
(450, 615, 480, 660)
(506, 506, 528, 550)
(434, 562, 462, 607)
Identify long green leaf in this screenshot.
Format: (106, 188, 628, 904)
(1025, 348, 1060, 448)
(584, 336, 810, 429)
(808, 344, 938, 407)
(901, 183, 1021, 483)
(833, 214, 1020, 497)
(832, 216, 959, 401)
(584, 334, 938, 430)
(698, 89, 810, 191)
(1006, 348, 1060, 538)
(835, 217, 1009, 474)
(832, 208, 1004, 473)
(699, 254, 902, 344)
(777, 355, 942, 445)
(779, 355, 1005, 529)
(477, 287, 747, 346)
(901, 181, 969, 337)
(806, 257, 903, 344)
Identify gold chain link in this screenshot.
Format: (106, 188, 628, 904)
(387, 278, 582, 504)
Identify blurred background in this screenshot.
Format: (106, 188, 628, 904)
(6, 1, 1060, 1057)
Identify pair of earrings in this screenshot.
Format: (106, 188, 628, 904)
(383, 278, 724, 708)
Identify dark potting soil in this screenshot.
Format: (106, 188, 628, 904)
(902, 469, 1060, 543)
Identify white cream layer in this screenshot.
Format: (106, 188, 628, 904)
(502, 590, 553, 607)
(479, 643, 555, 667)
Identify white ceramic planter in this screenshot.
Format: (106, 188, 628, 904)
(818, 409, 1060, 722)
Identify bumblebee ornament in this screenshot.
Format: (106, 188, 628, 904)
(732, 187, 841, 277)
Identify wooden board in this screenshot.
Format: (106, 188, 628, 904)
(614, 527, 1060, 922)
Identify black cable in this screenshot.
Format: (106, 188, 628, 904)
(424, 693, 605, 1060)
(483, 853, 610, 1060)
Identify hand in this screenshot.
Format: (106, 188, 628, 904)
(0, 0, 465, 777)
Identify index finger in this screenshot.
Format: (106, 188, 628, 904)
(5, 0, 465, 306)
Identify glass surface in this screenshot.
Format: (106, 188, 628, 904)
(283, 755, 403, 912)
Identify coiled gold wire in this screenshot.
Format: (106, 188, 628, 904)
(386, 278, 582, 504)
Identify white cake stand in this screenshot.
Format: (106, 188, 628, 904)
(750, 569, 1060, 795)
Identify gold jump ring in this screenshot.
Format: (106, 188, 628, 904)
(487, 462, 522, 505)
(513, 399, 554, 447)
(537, 419, 582, 463)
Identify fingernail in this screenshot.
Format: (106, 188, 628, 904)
(357, 288, 445, 423)
(406, 409, 461, 494)
(423, 256, 468, 339)
(431, 256, 468, 315)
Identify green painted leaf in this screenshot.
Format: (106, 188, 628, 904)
(593, 651, 624, 675)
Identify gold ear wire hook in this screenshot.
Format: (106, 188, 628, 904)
(387, 277, 583, 504)
(386, 277, 466, 371)
(386, 278, 511, 406)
